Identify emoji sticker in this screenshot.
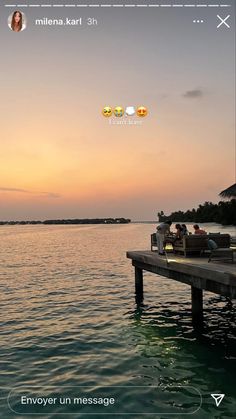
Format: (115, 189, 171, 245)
(125, 106, 135, 116)
(136, 106, 148, 117)
(102, 106, 112, 117)
(114, 106, 124, 117)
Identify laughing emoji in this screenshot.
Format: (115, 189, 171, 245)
(114, 106, 124, 117)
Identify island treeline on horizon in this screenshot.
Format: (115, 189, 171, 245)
(1, 199, 235, 227)
(0, 218, 131, 226)
(158, 199, 236, 226)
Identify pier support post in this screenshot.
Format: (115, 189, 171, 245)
(135, 266, 143, 304)
(191, 286, 203, 327)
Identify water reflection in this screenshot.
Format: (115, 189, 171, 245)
(0, 223, 236, 417)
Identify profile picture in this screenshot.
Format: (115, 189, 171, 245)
(8, 11, 26, 32)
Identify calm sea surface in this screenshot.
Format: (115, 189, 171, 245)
(0, 223, 236, 418)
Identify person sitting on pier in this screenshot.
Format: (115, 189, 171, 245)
(156, 220, 172, 255)
(167, 224, 184, 245)
(181, 224, 189, 235)
(171, 224, 184, 243)
(175, 224, 184, 239)
(193, 224, 207, 235)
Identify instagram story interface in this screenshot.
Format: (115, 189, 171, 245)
(0, 0, 235, 418)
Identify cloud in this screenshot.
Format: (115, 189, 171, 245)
(0, 187, 30, 193)
(183, 89, 203, 99)
(0, 187, 61, 198)
(40, 192, 61, 199)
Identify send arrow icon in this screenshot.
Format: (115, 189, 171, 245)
(211, 394, 225, 407)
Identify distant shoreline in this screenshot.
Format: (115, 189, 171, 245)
(1, 220, 234, 227)
(132, 221, 235, 226)
(157, 199, 236, 226)
(0, 218, 131, 226)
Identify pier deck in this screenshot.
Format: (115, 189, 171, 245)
(126, 250, 236, 326)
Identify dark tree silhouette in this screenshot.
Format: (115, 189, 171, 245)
(158, 200, 236, 226)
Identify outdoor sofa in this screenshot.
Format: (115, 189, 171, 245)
(151, 233, 233, 261)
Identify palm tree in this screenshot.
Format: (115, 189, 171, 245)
(219, 183, 236, 199)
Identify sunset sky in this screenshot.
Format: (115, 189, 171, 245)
(0, 1, 235, 220)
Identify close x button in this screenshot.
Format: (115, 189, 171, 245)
(217, 15, 231, 29)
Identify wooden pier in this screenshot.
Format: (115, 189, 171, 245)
(126, 251, 236, 327)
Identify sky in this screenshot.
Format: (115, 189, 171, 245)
(0, 1, 235, 220)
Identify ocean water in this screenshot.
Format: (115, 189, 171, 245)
(0, 223, 236, 418)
